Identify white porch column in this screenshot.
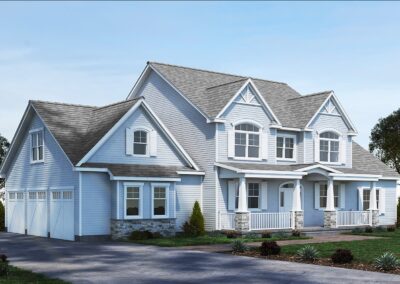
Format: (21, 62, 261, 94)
(326, 177, 335, 211)
(369, 181, 378, 210)
(292, 179, 302, 211)
(237, 177, 248, 212)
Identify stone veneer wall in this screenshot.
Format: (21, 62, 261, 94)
(294, 211, 304, 229)
(234, 212, 250, 232)
(111, 219, 176, 240)
(323, 211, 337, 228)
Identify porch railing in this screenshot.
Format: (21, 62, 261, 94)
(336, 211, 371, 227)
(250, 212, 293, 230)
(219, 212, 235, 230)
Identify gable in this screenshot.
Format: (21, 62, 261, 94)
(320, 98, 339, 115)
(234, 85, 261, 105)
(87, 105, 188, 167)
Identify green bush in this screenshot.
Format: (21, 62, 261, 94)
(260, 241, 281, 256)
(397, 197, 400, 227)
(260, 231, 271, 238)
(351, 227, 363, 234)
(297, 245, 319, 262)
(365, 227, 373, 233)
(374, 252, 400, 271)
(292, 230, 301, 237)
(0, 202, 4, 231)
(223, 230, 239, 239)
(0, 255, 9, 277)
(232, 240, 247, 253)
(129, 230, 153, 240)
(331, 249, 353, 264)
(387, 225, 396, 232)
(375, 226, 386, 232)
(183, 201, 205, 237)
(273, 231, 288, 239)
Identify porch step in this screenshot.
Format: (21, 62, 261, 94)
(300, 227, 353, 237)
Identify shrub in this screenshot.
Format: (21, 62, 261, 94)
(260, 241, 281, 256)
(245, 232, 259, 239)
(207, 231, 225, 238)
(375, 226, 386, 232)
(152, 232, 162, 239)
(0, 254, 9, 277)
(273, 231, 288, 239)
(292, 230, 301, 237)
(129, 230, 153, 240)
(374, 252, 400, 271)
(0, 203, 4, 231)
(183, 201, 205, 237)
(232, 240, 247, 253)
(331, 249, 354, 264)
(297, 245, 319, 262)
(365, 227, 373, 233)
(224, 230, 239, 239)
(397, 197, 400, 227)
(351, 227, 363, 234)
(260, 231, 271, 239)
(387, 225, 396, 232)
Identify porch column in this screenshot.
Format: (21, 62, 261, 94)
(292, 179, 303, 230)
(235, 177, 249, 232)
(369, 181, 379, 227)
(324, 177, 337, 228)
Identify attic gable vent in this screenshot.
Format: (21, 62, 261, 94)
(321, 99, 339, 115)
(238, 85, 259, 105)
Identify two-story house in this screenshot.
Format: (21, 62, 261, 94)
(1, 62, 399, 241)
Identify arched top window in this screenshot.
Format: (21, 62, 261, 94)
(234, 123, 260, 158)
(319, 131, 340, 163)
(133, 130, 148, 155)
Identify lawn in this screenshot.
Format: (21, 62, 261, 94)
(129, 234, 309, 247)
(0, 265, 67, 283)
(281, 228, 400, 264)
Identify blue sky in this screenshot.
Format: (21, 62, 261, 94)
(1, 2, 399, 148)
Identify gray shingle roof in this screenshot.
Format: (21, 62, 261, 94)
(31, 99, 139, 165)
(81, 163, 192, 177)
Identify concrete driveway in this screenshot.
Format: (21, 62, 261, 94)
(1, 233, 399, 284)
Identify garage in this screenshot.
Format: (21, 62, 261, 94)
(7, 191, 26, 234)
(27, 191, 48, 237)
(50, 190, 74, 241)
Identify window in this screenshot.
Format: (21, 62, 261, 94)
(31, 130, 44, 162)
(319, 132, 340, 163)
(234, 123, 260, 158)
(63, 191, 73, 200)
(38, 191, 46, 200)
(133, 130, 148, 155)
(29, 192, 37, 199)
(280, 191, 284, 207)
(248, 183, 259, 209)
(9, 192, 15, 200)
(276, 136, 295, 160)
(362, 189, 380, 210)
(126, 186, 141, 217)
(319, 184, 339, 208)
(17, 192, 24, 200)
(52, 192, 61, 199)
(152, 184, 169, 217)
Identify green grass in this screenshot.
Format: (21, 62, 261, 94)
(0, 265, 67, 283)
(129, 234, 309, 247)
(280, 228, 400, 264)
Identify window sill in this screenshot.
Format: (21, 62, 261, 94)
(319, 162, 344, 166)
(124, 216, 143, 220)
(151, 215, 170, 219)
(132, 154, 150, 158)
(231, 157, 263, 161)
(276, 158, 296, 162)
(30, 160, 44, 165)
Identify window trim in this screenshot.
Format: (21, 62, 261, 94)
(360, 187, 381, 211)
(232, 120, 263, 161)
(132, 127, 151, 157)
(29, 128, 44, 164)
(247, 182, 260, 211)
(318, 129, 341, 165)
(151, 182, 170, 219)
(278, 182, 305, 211)
(317, 182, 340, 210)
(124, 182, 144, 219)
(276, 133, 297, 161)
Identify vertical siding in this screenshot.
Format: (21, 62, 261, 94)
(81, 172, 111, 236)
(88, 106, 186, 166)
(136, 71, 216, 230)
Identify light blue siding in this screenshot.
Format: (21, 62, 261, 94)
(88, 106, 186, 166)
(135, 71, 216, 230)
(81, 172, 111, 236)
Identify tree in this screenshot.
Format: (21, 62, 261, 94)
(182, 201, 205, 237)
(369, 108, 400, 174)
(0, 134, 10, 189)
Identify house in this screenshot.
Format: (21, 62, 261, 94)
(0, 62, 399, 241)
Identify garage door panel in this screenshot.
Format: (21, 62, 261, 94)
(27, 191, 48, 237)
(50, 190, 74, 241)
(7, 192, 25, 234)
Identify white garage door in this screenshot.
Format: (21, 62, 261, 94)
(50, 190, 74, 241)
(7, 191, 25, 234)
(27, 191, 48, 237)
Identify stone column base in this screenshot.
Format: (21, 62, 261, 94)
(235, 212, 250, 232)
(371, 209, 379, 227)
(324, 210, 337, 228)
(293, 211, 304, 230)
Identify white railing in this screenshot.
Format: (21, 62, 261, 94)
(337, 211, 371, 227)
(250, 212, 293, 230)
(219, 212, 235, 230)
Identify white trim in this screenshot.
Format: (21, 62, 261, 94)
(294, 164, 343, 174)
(176, 171, 205, 176)
(126, 64, 152, 99)
(111, 176, 181, 182)
(379, 177, 400, 181)
(74, 167, 110, 173)
(116, 181, 120, 219)
(232, 119, 264, 129)
(151, 182, 170, 219)
(123, 182, 144, 219)
(49, 186, 74, 191)
(26, 187, 48, 191)
(270, 125, 303, 132)
(276, 133, 297, 161)
(29, 128, 45, 164)
(132, 126, 152, 157)
(79, 172, 82, 236)
(232, 120, 263, 160)
(215, 124, 219, 230)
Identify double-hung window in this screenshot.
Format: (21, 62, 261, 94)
(133, 130, 148, 155)
(362, 189, 380, 210)
(152, 183, 169, 218)
(125, 184, 142, 218)
(31, 130, 44, 163)
(276, 135, 295, 160)
(319, 184, 339, 208)
(234, 123, 260, 159)
(247, 183, 260, 209)
(319, 132, 339, 163)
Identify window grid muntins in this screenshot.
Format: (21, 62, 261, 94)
(362, 189, 379, 210)
(320, 184, 339, 208)
(277, 136, 294, 159)
(247, 183, 259, 209)
(234, 124, 260, 159)
(126, 187, 140, 216)
(320, 132, 340, 163)
(38, 191, 46, 200)
(9, 192, 16, 200)
(29, 192, 37, 199)
(31, 131, 44, 162)
(133, 130, 147, 155)
(153, 187, 166, 216)
(52, 192, 62, 200)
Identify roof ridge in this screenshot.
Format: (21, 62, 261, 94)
(287, 90, 332, 101)
(205, 78, 248, 90)
(149, 61, 288, 86)
(94, 98, 139, 111)
(30, 100, 95, 108)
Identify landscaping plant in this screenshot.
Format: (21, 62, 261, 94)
(297, 245, 319, 262)
(331, 249, 354, 264)
(291, 230, 301, 237)
(260, 241, 281, 256)
(365, 227, 373, 233)
(374, 252, 400, 271)
(397, 197, 400, 227)
(129, 230, 154, 240)
(232, 240, 247, 253)
(0, 202, 4, 231)
(224, 230, 238, 239)
(387, 225, 396, 232)
(0, 254, 9, 277)
(183, 201, 205, 237)
(260, 231, 271, 239)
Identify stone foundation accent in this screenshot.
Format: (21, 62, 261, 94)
(371, 210, 379, 227)
(324, 210, 337, 228)
(235, 212, 250, 232)
(111, 219, 176, 240)
(293, 211, 304, 229)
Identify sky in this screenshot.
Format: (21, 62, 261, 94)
(0, 2, 399, 148)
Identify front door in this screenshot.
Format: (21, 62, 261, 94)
(279, 188, 293, 212)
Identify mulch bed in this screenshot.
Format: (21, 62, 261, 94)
(232, 250, 400, 275)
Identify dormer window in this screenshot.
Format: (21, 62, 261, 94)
(234, 123, 260, 158)
(319, 132, 339, 163)
(30, 129, 44, 163)
(133, 130, 148, 155)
